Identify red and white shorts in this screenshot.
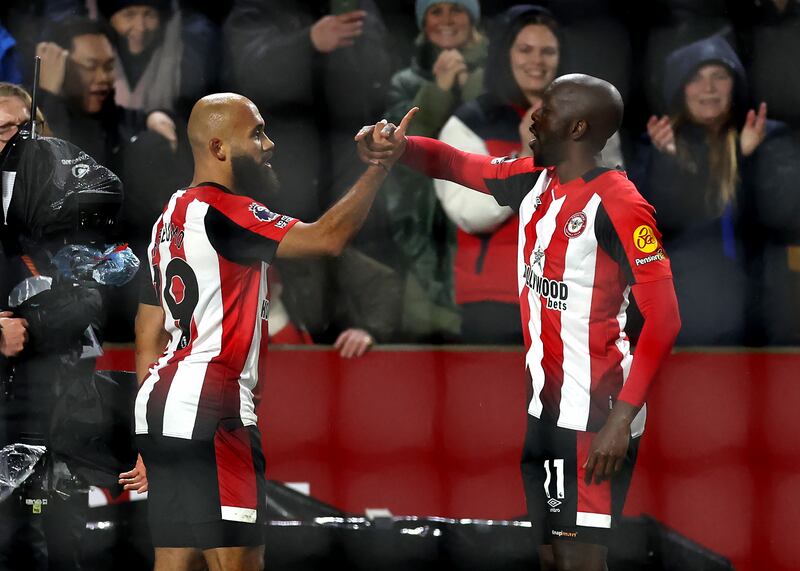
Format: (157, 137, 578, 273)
(520, 414, 639, 546)
(136, 424, 267, 549)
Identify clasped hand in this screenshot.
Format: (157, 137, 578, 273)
(354, 107, 419, 170)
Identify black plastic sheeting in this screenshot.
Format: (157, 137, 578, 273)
(81, 481, 733, 571)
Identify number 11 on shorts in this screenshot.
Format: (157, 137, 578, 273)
(543, 459, 565, 499)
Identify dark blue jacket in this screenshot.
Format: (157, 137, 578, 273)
(632, 35, 800, 345)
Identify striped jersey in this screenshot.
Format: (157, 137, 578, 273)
(135, 183, 297, 440)
(485, 158, 672, 436)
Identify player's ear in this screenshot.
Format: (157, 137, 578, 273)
(209, 138, 226, 161)
(571, 119, 588, 141)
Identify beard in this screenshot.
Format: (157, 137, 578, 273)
(231, 154, 281, 204)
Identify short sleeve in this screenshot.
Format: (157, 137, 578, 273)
(204, 197, 298, 266)
(139, 268, 159, 306)
(482, 156, 541, 212)
(595, 179, 672, 285)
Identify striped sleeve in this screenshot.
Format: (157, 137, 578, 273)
(597, 177, 672, 284)
(402, 136, 540, 211)
(204, 196, 298, 265)
(482, 156, 540, 212)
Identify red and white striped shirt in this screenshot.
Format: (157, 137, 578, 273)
(135, 183, 297, 440)
(402, 138, 676, 436)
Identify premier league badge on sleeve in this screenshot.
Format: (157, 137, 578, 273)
(249, 202, 279, 223)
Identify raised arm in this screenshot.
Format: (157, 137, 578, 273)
(276, 163, 389, 258)
(402, 136, 493, 193)
(357, 128, 494, 194)
(277, 108, 419, 258)
(356, 110, 538, 196)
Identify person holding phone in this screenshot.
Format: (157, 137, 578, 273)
(223, 1, 394, 339)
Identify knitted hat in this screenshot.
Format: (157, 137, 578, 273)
(416, 0, 480, 29)
(97, 0, 172, 20)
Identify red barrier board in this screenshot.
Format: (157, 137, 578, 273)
(98, 347, 800, 571)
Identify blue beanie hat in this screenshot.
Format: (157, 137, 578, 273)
(416, 0, 481, 29)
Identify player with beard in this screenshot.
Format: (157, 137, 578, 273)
(123, 93, 416, 571)
(356, 74, 681, 570)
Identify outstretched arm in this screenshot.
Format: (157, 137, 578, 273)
(356, 123, 495, 194)
(401, 137, 493, 194)
(277, 108, 418, 258)
(356, 110, 538, 198)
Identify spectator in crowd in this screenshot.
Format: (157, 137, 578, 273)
(0, 83, 50, 151)
(433, 5, 556, 344)
(223, 0, 395, 341)
(35, 17, 171, 169)
(98, 0, 220, 122)
(382, 0, 486, 341)
(434, 5, 623, 344)
(633, 34, 800, 345)
(642, 0, 733, 116)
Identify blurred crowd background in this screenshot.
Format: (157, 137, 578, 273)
(1, 0, 798, 349)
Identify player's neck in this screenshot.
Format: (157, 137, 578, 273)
(555, 155, 598, 184)
(190, 167, 234, 191)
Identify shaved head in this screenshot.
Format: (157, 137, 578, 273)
(187, 92, 278, 201)
(526, 73, 624, 170)
(188, 92, 260, 160)
(546, 74, 623, 152)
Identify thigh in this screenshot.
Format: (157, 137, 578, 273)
(153, 547, 206, 571)
(551, 539, 607, 571)
(203, 545, 264, 571)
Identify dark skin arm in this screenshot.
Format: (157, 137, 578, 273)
(133, 302, 169, 386)
(584, 278, 680, 485)
(120, 302, 170, 494)
(583, 400, 639, 485)
(278, 108, 418, 258)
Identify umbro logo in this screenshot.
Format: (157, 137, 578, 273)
(547, 498, 562, 508)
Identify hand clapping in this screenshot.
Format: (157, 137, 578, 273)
(740, 102, 767, 157)
(646, 115, 676, 155)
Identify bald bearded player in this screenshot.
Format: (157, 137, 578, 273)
(123, 94, 417, 571)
